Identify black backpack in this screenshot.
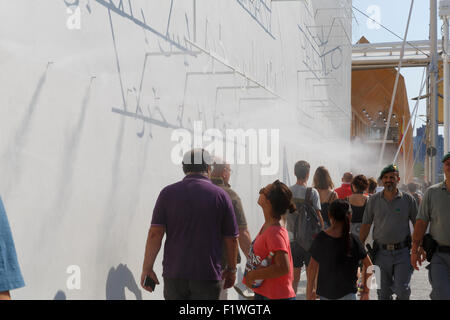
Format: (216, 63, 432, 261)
(286, 188, 322, 251)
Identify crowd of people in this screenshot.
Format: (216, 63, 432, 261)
(141, 148, 450, 300)
(1, 147, 448, 300)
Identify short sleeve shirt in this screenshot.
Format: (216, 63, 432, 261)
(211, 177, 247, 267)
(416, 182, 450, 246)
(335, 183, 353, 199)
(243, 226, 295, 299)
(309, 232, 367, 299)
(211, 178, 247, 228)
(362, 190, 418, 244)
(289, 184, 321, 211)
(0, 196, 25, 292)
(151, 174, 239, 281)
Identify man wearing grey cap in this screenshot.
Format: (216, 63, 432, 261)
(359, 164, 418, 300)
(411, 151, 450, 300)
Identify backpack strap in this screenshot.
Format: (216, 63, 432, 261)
(326, 191, 335, 203)
(305, 187, 313, 205)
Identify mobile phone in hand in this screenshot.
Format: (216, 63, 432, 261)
(144, 275, 156, 290)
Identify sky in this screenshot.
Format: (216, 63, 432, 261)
(352, 0, 444, 136)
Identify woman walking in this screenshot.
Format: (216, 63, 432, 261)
(306, 199, 373, 300)
(243, 180, 296, 300)
(347, 175, 369, 238)
(367, 177, 377, 196)
(313, 166, 338, 229)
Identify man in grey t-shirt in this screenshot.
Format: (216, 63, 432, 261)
(287, 160, 323, 295)
(360, 164, 417, 300)
(411, 152, 450, 300)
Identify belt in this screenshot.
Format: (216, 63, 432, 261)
(379, 240, 410, 251)
(437, 246, 450, 253)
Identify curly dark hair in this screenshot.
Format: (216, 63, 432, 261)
(352, 174, 369, 193)
(262, 180, 296, 219)
(368, 177, 377, 194)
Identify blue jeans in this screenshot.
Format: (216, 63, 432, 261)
(428, 252, 450, 300)
(320, 293, 357, 300)
(374, 247, 413, 300)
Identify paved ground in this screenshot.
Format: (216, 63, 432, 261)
(230, 225, 431, 301)
(229, 263, 432, 300)
(408, 264, 432, 300)
(293, 265, 431, 300)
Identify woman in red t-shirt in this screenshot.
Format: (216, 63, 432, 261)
(243, 180, 296, 300)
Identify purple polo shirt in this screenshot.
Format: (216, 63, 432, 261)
(151, 174, 239, 281)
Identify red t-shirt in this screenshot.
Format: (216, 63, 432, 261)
(335, 183, 353, 199)
(243, 225, 295, 299)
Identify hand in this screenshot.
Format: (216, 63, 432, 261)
(141, 269, 159, 293)
(243, 270, 256, 290)
(418, 247, 427, 263)
(222, 269, 237, 290)
(360, 292, 370, 300)
(411, 247, 426, 271)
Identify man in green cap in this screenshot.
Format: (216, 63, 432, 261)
(411, 151, 450, 299)
(359, 164, 418, 300)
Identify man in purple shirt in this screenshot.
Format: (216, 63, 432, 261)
(140, 149, 239, 300)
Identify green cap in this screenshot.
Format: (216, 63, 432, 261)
(379, 164, 399, 180)
(443, 151, 450, 163)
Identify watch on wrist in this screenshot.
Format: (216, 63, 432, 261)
(225, 266, 237, 273)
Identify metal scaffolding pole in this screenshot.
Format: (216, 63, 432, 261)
(426, 72, 431, 183)
(445, 20, 450, 154)
(430, 0, 439, 184)
(441, 1, 450, 154)
(378, 0, 415, 168)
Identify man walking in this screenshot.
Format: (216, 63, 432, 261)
(411, 151, 450, 300)
(288, 160, 324, 295)
(335, 172, 353, 199)
(140, 149, 239, 300)
(407, 182, 422, 206)
(210, 159, 252, 299)
(359, 164, 418, 300)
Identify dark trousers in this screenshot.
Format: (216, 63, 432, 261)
(163, 278, 222, 300)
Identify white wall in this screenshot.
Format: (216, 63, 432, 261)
(0, 0, 352, 299)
